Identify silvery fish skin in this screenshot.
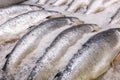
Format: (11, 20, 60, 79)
(110, 8, 120, 24)
(67, 0, 92, 12)
(0, 0, 27, 8)
(54, 28, 120, 80)
(2, 17, 83, 76)
(27, 24, 100, 80)
(38, 0, 49, 4)
(0, 10, 64, 45)
(0, 5, 42, 25)
(53, 0, 68, 6)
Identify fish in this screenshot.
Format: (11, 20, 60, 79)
(67, 0, 92, 12)
(110, 7, 120, 24)
(54, 28, 120, 80)
(27, 24, 100, 80)
(2, 17, 83, 77)
(53, 0, 69, 6)
(0, 10, 64, 45)
(0, 5, 43, 25)
(0, 0, 27, 8)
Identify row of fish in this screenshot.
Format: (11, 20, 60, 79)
(1, 16, 120, 80)
(0, 1, 120, 80)
(0, 0, 119, 24)
(0, 0, 119, 14)
(0, 4, 66, 45)
(37, 0, 120, 14)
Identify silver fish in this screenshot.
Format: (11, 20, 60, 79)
(0, 5, 42, 25)
(27, 24, 100, 80)
(54, 28, 120, 80)
(0, 10, 64, 45)
(0, 0, 27, 8)
(67, 0, 92, 12)
(2, 17, 83, 77)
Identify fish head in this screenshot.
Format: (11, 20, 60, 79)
(89, 24, 101, 32)
(46, 11, 65, 19)
(67, 17, 84, 25)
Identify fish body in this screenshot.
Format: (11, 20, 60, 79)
(54, 28, 120, 80)
(0, 10, 64, 45)
(2, 17, 83, 77)
(27, 24, 100, 80)
(0, 5, 42, 25)
(67, 0, 92, 12)
(0, 0, 27, 8)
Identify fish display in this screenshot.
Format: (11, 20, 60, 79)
(54, 28, 120, 80)
(2, 17, 83, 77)
(0, 0, 120, 80)
(27, 24, 100, 80)
(0, 10, 64, 45)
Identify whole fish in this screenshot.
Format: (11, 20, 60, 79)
(27, 24, 100, 80)
(54, 28, 120, 80)
(0, 10, 64, 45)
(53, 0, 69, 6)
(0, 0, 27, 8)
(0, 5, 43, 25)
(2, 17, 83, 77)
(67, 0, 92, 12)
